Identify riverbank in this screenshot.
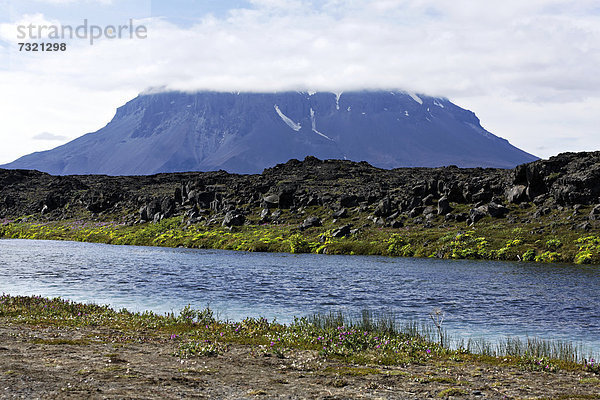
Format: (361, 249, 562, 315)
(2, 152, 600, 265)
(1, 213, 599, 265)
(0, 295, 599, 399)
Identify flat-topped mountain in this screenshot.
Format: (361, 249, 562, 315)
(1, 91, 537, 175)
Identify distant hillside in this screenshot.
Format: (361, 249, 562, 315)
(1, 91, 538, 175)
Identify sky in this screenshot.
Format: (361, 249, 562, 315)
(0, 0, 599, 164)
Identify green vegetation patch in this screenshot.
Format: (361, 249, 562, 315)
(2, 213, 600, 265)
(0, 294, 594, 375)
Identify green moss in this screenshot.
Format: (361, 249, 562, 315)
(1, 207, 599, 265)
(522, 249, 536, 262)
(0, 294, 594, 375)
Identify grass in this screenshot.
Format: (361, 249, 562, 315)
(1, 204, 600, 265)
(1, 294, 596, 374)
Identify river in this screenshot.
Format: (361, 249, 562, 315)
(1, 239, 598, 354)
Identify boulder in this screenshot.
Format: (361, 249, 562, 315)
(174, 187, 183, 204)
(524, 163, 547, 200)
(469, 206, 488, 224)
(262, 194, 279, 209)
(300, 216, 322, 230)
(161, 197, 176, 218)
(589, 205, 600, 220)
(445, 183, 465, 203)
(332, 224, 352, 238)
(454, 213, 468, 222)
(222, 211, 245, 227)
(472, 189, 492, 203)
(193, 191, 216, 208)
(86, 191, 116, 213)
(409, 206, 424, 218)
(259, 208, 270, 222)
(146, 198, 162, 221)
(277, 186, 296, 208)
(422, 194, 435, 206)
(373, 217, 385, 226)
(139, 205, 148, 221)
(332, 208, 348, 218)
(184, 208, 199, 221)
(374, 198, 392, 217)
(390, 220, 403, 229)
(437, 196, 453, 216)
(423, 206, 436, 216)
(532, 207, 551, 219)
(487, 202, 509, 218)
(505, 185, 527, 204)
(271, 209, 282, 219)
(339, 195, 359, 208)
(306, 195, 320, 206)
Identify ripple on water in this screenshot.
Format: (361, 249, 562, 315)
(0, 239, 599, 353)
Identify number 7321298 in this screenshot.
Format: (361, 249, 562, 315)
(18, 42, 67, 51)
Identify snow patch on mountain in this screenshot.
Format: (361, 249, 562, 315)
(310, 108, 333, 141)
(274, 105, 301, 132)
(335, 92, 343, 110)
(0, 91, 539, 175)
(408, 93, 423, 105)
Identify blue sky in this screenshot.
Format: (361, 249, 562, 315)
(0, 0, 599, 164)
(2, 0, 251, 25)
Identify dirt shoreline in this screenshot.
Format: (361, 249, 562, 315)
(1, 321, 598, 400)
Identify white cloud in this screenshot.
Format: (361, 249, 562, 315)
(0, 13, 61, 41)
(1, 0, 599, 164)
(33, 0, 113, 4)
(32, 132, 69, 140)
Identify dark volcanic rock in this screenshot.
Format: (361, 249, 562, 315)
(332, 208, 348, 218)
(590, 205, 600, 221)
(222, 211, 245, 227)
(332, 225, 352, 238)
(505, 185, 527, 204)
(437, 196, 453, 216)
(300, 216, 322, 230)
(488, 202, 509, 218)
(409, 207, 425, 218)
(422, 194, 435, 206)
(339, 195, 359, 208)
(2, 152, 600, 230)
(374, 198, 392, 217)
(262, 194, 279, 209)
(390, 220, 404, 229)
(469, 206, 488, 224)
(161, 197, 176, 218)
(423, 206, 436, 216)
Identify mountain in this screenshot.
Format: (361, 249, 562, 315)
(1, 90, 538, 175)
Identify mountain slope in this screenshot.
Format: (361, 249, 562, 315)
(1, 91, 538, 175)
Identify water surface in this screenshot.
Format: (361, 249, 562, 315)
(1, 239, 598, 353)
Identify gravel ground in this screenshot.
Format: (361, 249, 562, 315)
(1, 322, 598, 399)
